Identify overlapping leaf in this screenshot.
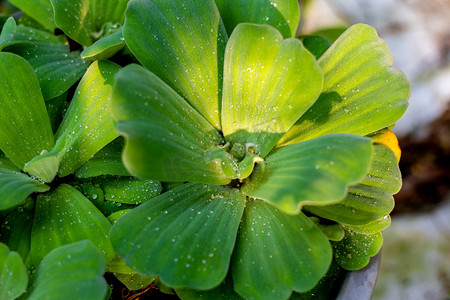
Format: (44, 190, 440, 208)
(99, 177, 162, 205)
(54, 60, 121, 177)
(0, 209, 34, 260)
(242, 134, 372, 214)
(26, 240, 108, 300)
(111, 64, 229, 184)
(0, 17, 15, 51)
(232, 200, 332, 300)
(50, 0, 130, 46)
(8, 0, 55, 31)
(279, 24, 410, 145)
(8, 25, 66, 45)
(304, 145, 400, 225)
(81, 27, 125, 60)
(222, 23, 322, 157)
(31, 184, 114, 265)
(0, 243, 28, 300)
(215, 0, 299, 38)
(0, 52, 54, 170)
(110, 183, 246, 290)
(123, 0, 228, 129)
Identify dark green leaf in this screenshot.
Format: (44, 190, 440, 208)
(8, 25, 66, 45)
(54, 60, 121, 177)
(304, 145, 400, 225)
(111, 64, 229, 184)
(0, 243, 28, 300)
(332, 230, 382, 270)
(176, 275, 244, 300)
(45, 91, 68, 133)
(81, 27, 125, 60)
(215, 0, 299, 38)
(232, 200, 332, 300)
(50, 0, 129, 46)
(31, 184, 114, 265)
(242, 134, 372, 214)
(110, 183, 246, 290)
(0, 209, 33, 260)
(301, 35, 331, 59)
(123, 0, 227, 128)
(222, 24, 322, 158)
(0, 168, 49, 211)
(280, 24, 410, 145)
(0, 52, 54, 170)
(26, 240, 108, 300)
(6, 42, 89, 100)
(8, 0, 56, 31)
(0, 17, 16, 51)
(0, 155, 20, 171)
(100, 177, 162, 205)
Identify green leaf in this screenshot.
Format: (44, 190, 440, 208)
(0, 155, 20, 171)
(26, 240, 108, 300)
(0, 168, 49, 211)
(114, 272, 155, 291)
(107, 209, 131, 224)
(0, 209, 33, 260)
(54, 60, 121, 177)
(215, 0, 299, 39)
(5, 42, 89, 100)
(300, 35, 331, 59)
(242, 134, 372, 214)
(232, 200, 332, 300)
(304, 145, 400, 225)
(23, 150, 59, 183)
(45, 91, 68, 133)
(0, 17, 16, 51)
(221, 24, 322, 158)
(344, 217, 391, 235)
(0, 243, 28, 300)
(99, 177, 162, 205)
(123, 0, 227, 129)
(81, 27, 125, 60)
(110, 183, 246, 290)
(332, 230, 382, 270)
(0, 52, 54, 170)
(50, 0, 130, 46)
(111, 64, 229, 184)
(311, 219, 344, 242)
(8, 0, 55, 31)
(8, 25, 66, 45)
(176, 275, 244, 300)
(279, 24, 410, 145)
(31, 184, 114, 265)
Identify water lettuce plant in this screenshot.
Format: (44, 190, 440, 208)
(0, 0, 410, 299)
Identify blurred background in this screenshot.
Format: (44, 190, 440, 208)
(299, 0, 450, 299)
(1, 0, 449, 299)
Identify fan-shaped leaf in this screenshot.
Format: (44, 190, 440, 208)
(27, 240, 108, 300)
(123, 0, 227, 129)
(31, 184, 114, 265)
(50, 0, 130, 46)
(222, 23, 322, 157)
(110, 183, 245, 290)
(0, 52, 54, 170)
(304, 145, 400, 225)
(111, 64, 228, 184)
(6, 42, 89, 100)
(8, 0, 55, 31)
(242, 134, 372, 214)
(215, 0, 299, 38)
(0, 243, 28, 300)
(81, 27, 125, 61)
(232, 200, 332, 300)
(54, 60, 121, 177)
(279, 24, 410, 145)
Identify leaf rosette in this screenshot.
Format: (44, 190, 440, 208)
(107, 0, 410, 299)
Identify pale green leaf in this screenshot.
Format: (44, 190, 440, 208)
(344, 217, 391, 235)
(242, 134, 372, 214)
(5, 42, 89, 100)
(31, 184, 114, 265)
(75, 138, 130, 178)
(54, 60, 121, 177)
(304, 145, 400, 225)
(27, 240, 107, 300)
(111, 64, 229, 184)
(0, 243, 28, 300)
(107, 209, 131, 224)
(0, 52, 54, 170)
(8, 0, 55, 31)
(222, 23, 322, 157)
(232, 200, 332, 300)
(81, 27, 125, 60)
(0, 17, 16, 51)
(114, 273, 155, 291)
(215, 0, 299, 38)
(123, 0, 228, 129)
(23, 150, 59, 183)
(50, 0, 130, 46)
(332, 230, 382, 270)
(110, 183, 246, 290)
(279, 24, 410, 145)
(0, 209, 33, 260)
(0, 168, 49, 211)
